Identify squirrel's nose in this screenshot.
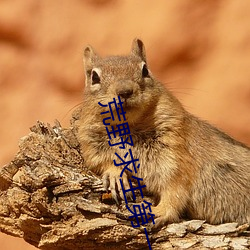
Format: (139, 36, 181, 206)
(117, 89, 133, 99)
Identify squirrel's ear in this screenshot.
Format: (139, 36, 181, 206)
(131, 38, 147, 63)
(83, 46, 99, 86)
(83, 45, 98, 71)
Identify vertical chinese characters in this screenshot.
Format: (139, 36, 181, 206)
(99, 96, 155, 249)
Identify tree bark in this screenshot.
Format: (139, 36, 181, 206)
(0, 108, 249, 250)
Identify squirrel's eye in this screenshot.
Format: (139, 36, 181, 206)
(91, 70, 100, 85)
(142, 63, 149, 78)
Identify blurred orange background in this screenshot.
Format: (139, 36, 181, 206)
(1, 1, 250, 249)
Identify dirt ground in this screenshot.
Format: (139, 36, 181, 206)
(1, 1, 250, 249)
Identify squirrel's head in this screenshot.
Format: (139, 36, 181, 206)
(83, 39, 159, 123)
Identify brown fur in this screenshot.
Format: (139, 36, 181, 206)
(78, 39, 250, 227)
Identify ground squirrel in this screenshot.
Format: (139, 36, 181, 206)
(78, 38, 250, 227)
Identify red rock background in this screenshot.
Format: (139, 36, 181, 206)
(0, 1, 250, 249)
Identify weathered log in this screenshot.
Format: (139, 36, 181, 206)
(0, 109, 249, 249)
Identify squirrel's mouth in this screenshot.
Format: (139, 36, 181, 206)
(121, 96, 138, 107)
(122, 100, 136, 111)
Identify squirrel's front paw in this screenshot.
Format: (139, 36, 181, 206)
(102, 166, 130, 204)
(148, 202, 181, 230)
